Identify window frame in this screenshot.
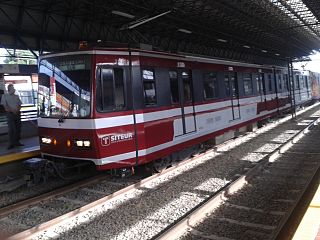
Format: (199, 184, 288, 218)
(96, 67, 126, 113)
(169, 70, 180, 104)
(268, 74, 273, 92)
(142, 68, 157, 106)
(243, 73, 253, 96)
(203, 72, 219, 100)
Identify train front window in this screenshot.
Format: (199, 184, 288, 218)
(38, 55, 91, 118)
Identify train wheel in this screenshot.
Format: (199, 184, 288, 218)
(153, 157, 170, 173)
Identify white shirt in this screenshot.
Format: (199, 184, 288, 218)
(1, 93, 22, 112)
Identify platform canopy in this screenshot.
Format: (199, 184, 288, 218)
(0, 0, 320, 65)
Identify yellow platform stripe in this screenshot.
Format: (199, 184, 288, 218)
(292, 182, 320, 240)
(0, 149, 41, 165)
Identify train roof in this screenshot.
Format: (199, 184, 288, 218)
(40, 48, 286, 70)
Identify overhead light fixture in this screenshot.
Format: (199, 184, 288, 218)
(112, 10, 135, 19)
(262, 49, 268, 53)
(243, 45, 251, 49)
(217, 38, 228, 43)
(275, 53, 280, 56)
(97, 39, 102, 43)
(178, 28, 192, 34)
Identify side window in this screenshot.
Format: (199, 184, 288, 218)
(278, 74, 282, 90)
(203, 72, 218, 99)
(169, 71, 179, 104)
(295, 75, 300, 89)
(268, 74, 272, 92)
(243, 73, 253, 95)
(142, 69, 156, 106)
(182, 71, 192, 103)
(258, 73, 266, 95)
(255, 74, 260, 94)
(224, 74, 230, 96)
(300, 76, 305, 88)
(96, 68, 125, 112)
(285, 74, 289, 91)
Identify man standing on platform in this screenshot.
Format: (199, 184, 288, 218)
(1, 84, 23, 149)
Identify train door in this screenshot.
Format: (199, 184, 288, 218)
(96, 66, 137, 163)
(225, 72, 241, 120)
(170, 69, 196, 136)
(257, 73, 267, 111)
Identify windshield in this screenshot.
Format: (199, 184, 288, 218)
(38, 55, 91, 118)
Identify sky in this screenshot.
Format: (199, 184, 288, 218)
(293, 51, 320, 72)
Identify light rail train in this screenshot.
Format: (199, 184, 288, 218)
(37, 48, 316, 172)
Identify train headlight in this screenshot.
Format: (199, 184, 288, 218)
(41, 137, 52, 144)
(83, 141, 91, 147)
(76, 140, 84, 147)
(75, 140, 91, 148)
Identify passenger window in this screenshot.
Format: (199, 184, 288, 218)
(257, 73, 266, 95)
(285, 75, 289, 90)
(169, 71, 179, 103)
(300, 77, 304, 88)
(278, 75, 282, 90)
(142, 69, 156, 105)
(224, 74, 231, 96)
(96, 68, 125, 112)
(182, 71, 192, 103)
(243, 73, 253, 95)
(295, 75, 300, 89)
(203, 72, 218, 99)
(268, 74, 272, 92)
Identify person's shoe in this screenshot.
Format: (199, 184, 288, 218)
(7, 145, 15, 150)
(15, 142, 24, 146)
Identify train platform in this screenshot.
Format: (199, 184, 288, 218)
(0, 136, 40, 165)
(292, 181, 320, 240)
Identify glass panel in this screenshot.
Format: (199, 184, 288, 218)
(278, 75, 282, 90)
(169, 71, 179, 103)
(101, 69, 114, 110)
(38, 55, 91, 118)
(243, 73, 253, 95)
(295, 75, 300, 89)
(143, 69, 156, 105)
(268, 74, 272, 91)
(182, 71, 192, 102)
(203, 72, 218, 99)
(18, 90, 34, 105)
(230, 74, 237, 97)
(114, 69, 125, 110)
(224, 74, 231, 96)
(143, 82, 156, 105)
(305, 76, 308, 89)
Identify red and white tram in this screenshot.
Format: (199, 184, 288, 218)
(37, 48, 311, 171)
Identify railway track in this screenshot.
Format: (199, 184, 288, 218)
(1, 104, 320, 240)
(156, 113, 320, 240)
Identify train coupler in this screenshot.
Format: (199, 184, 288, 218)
(110, 167, 134, 178)
(23, 158, 49, 186)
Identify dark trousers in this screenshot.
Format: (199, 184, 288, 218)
(6, 112, 21, 146)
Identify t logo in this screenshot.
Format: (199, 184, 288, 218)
(101, 135, 111, 146)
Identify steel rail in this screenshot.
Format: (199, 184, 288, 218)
(153, 117, 320, 240)
(6, 103, 320, 240)
(0, 174, 108, 219)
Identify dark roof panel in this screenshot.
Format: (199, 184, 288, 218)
(0, 0, 319, 65)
